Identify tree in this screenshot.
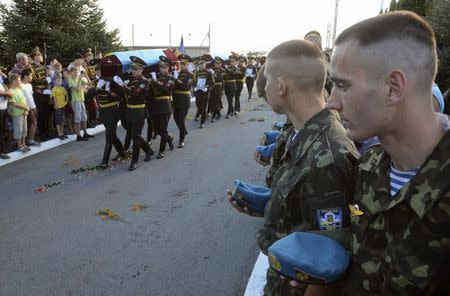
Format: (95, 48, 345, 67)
(392, 0, 428, 15)
(389, 0, 398, 11)
(428, 0, 450, 90)
(0, 0, 121, 67)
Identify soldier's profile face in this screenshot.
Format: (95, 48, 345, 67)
(328, 41, 386, 142)
(264, 60, 284, 114)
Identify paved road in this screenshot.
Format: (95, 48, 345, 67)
(0, 95, 282, 296)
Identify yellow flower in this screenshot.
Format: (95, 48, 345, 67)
(101, 215, 107, 220)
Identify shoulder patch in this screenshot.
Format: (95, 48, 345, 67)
(317, 208, 343, 230)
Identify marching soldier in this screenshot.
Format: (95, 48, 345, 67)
(115, 57, 153, 171)
(245, 57, 257, 101)
(193, 55, 214, 128)
(234, 56, 247, 114)
(29, 47, 51, 141)
(150, 56, 175, 159)
(224, 55, 239, 118)
(96, 79, 126, 169)
(210, 56, 226, 122)
(173, 54, 194, 148)
(83, 48, 99, 126)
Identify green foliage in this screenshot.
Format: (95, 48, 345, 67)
(0, 0, 121, 66)
(395, 0, 428, 15)
(389, 0, 398, 11)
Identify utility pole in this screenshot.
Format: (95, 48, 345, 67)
(169, 24, 172, 49)
(132, 24, 135, 50)
(208, 23, 211, 51)
(332, 0, 339, 47)
(326, 23, 331, 50)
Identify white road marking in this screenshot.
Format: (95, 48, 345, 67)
(244, 252, 269, 296)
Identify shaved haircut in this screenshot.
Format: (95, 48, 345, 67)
(335, 11, 437, 91)
(267, 39, 327, 94)
(256, 64, 267, 99)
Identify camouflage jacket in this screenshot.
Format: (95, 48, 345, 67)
(257, 108, 359, 253)
(265, 120, 294, 188)
(341, 130, 450, 295)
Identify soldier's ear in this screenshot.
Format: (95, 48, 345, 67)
(277, 77, 287, 96)
(385, 70, 406, 106)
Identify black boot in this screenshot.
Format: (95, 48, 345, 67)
(128, 162, 138, 171)
(156, 152, 165, 159)
(168, 136, 174, 150)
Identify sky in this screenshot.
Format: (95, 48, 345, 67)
(0, 0, 388, 53)
(98, 0, 388, 53)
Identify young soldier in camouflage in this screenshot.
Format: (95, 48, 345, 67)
(326, 11, 450, 295)
(230, 39, 359, 296)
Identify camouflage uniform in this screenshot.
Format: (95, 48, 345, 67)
(340, 129, 450, 295)
(265, 120, 294, 188)
(257, 108, 359, 296)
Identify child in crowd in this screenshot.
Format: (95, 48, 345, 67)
(68, 67, 92, 141)
(7, 73, 30, 152)
(20, 68, 40, 147)
(51, 73, 68, 140)
(62, 69, 74, 135)
(0, 73, 12, 159)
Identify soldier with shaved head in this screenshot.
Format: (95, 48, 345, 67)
(229, 39, 359, 296)
(326, 11, 450, 295)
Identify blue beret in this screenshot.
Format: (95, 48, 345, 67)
(256, 143, 275, 159)
(273, 121, 285, 131)
(432, 83, 445, 113)
(268, 232, 350, 284)
(232, 179, 270, 215)
(264, 130, 280, 145)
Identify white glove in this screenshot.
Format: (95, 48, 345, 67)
(123, 80, 130, 85)
(105, 82, 111, 92)
(43, 89, 52, 95)
(150, 72, 157, 80)
(202, 87, 208, 93)
(208, 68, 214, 74)
(173, 71, 178, 80)
(194, 87, 198, 92)
(96, 79, 106, 90)
(113, 76, 124, 86)
(45, 77, 52, 84)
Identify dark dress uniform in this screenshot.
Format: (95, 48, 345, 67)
(193, 62, 215, 128)
(234, 57, 247, 113)
(151, 56, 175, 159)
(224, 57, 240, 118)
(173, 54, 194, 148)
(84, 49, 99, 126)
(97, 81, 126, 168)
(120, 57, 154, 171)
(210, 57, 226, 121)
(30, 47, 50, 140)
(245, 62, 257, 101)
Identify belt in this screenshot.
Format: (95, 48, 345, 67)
(127, 104, 146, 109)
(174, 90, 190, 95)
(156, 96, 171, 100)
(99, 101, 118, 108)
(224, 79, 235, 82)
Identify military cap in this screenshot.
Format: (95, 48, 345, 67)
(214, 56, 224, 63)
(130, 56, 147, 69)
(202, 54, 213, 62)
(256, 144, 275, 159)
(159, 55, 172, 67)
(264, 130, 280, 145)
(239, 56, 247, 63)
(268, 232, 350, 284)
(232, 179, 270, 215)
(73, 52, 84, 61)
(432, 83, 445, 113)
(229, 55, 237, 61)
(82, 48, 93, 57)
(273, 121, 285, 131)
(30, 47, 42, 58)
(178, 54, 192, 62)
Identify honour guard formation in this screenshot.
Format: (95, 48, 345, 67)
(0, 2, 450, 295)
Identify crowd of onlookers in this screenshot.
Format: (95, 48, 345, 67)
(0, 48, 103, 159)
